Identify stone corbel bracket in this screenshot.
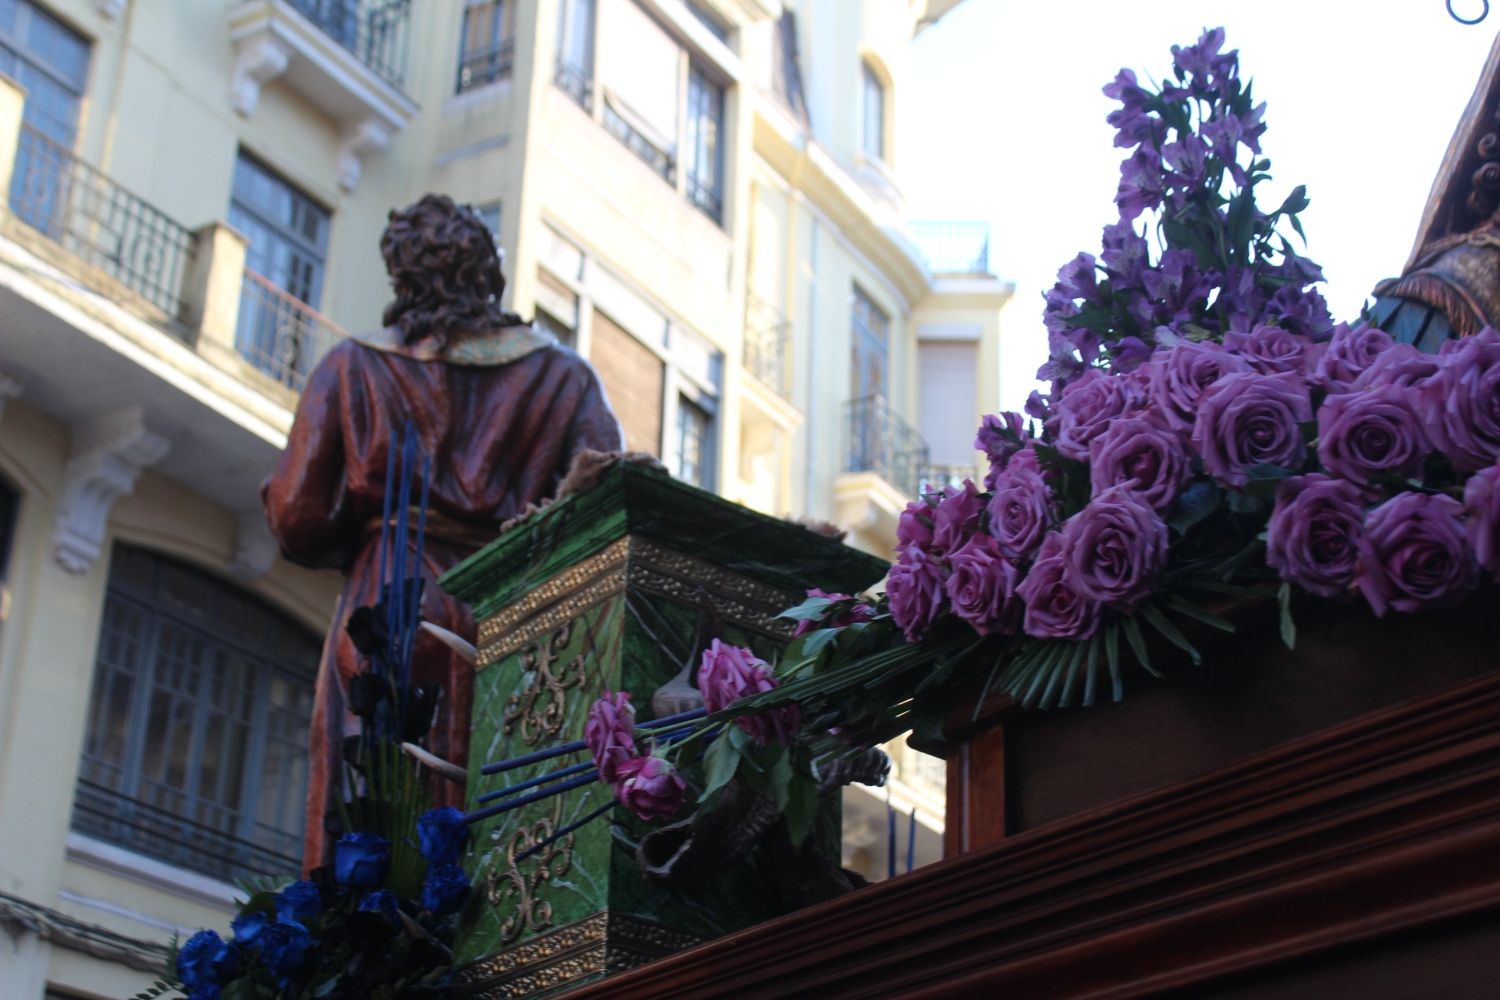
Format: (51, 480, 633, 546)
(231, 34, 291, 118)
(53, 408, 169, 574)
(230, 508, 278, 580)
(337, 119, 391, 193)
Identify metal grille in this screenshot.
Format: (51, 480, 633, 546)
(72, 545, 319, 882)
(919, 463, 977, 493)
(10, 125, 195, 317)
(457, 0, 514, 93)
(908, 221, 993, 275)
(458, 37, 514, 93)
(236, 269, 347, 391)
(602, 103, 674, 183)
(282, 0, 411, 89)
(743, 293, 791, 400)
(554, 59, 593, 109)
(845, 396, 932, 498)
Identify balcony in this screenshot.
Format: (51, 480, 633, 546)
(743, 293, 791, 400)
(458, 37, 515, 94)
(236, 270, 348, 392)
(10, 124, 196, 321)
(845, 395, 932, 497)
(227, 0, 418, 191)
(908, 220, 993, 276)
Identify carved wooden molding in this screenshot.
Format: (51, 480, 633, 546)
(53, 408, 169, 574)
(562, 669, 1500, 998)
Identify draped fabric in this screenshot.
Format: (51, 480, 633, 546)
(262, 335, 623, 868)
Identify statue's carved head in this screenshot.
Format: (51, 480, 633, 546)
(380, 194, 518, 347)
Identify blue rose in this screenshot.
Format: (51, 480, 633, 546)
(257, 919, 313, 983)
(357, 889, 399, 924)
(333, 832, 391, 888)
(417, 806, 469, 866)
(229, 909, 268, 948)
(274, 879, 322, 923)
(420, 863, 470, 917)
(176, 929, 227, 989)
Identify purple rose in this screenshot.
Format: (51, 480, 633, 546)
(886, 544, 949, 642)
(897, 497, 936, 551)
(1316, 386, 1428, 487)
(1088, 413, 1190, 511)
(987, 464, 1052, 562)
(1265, 474, 1365, 597)
(1223, 325, 1319, 375)
(613, 756, 686, 822)
(1352, 342, 1441, 393)
(1422, 328, 1500, 472)
(1464, 463, 1500, 580)
(945, 534, 1021, 637)
(1313, 323, 1394, 392)
(697, 639, 798, 746)
(584, 690, 637, 783)
(1261, 285, 1334, 341)
(1192, 371, 1312, 488)
(1052, 369, 1142, 461)
(1147, 340, 1249, 433)
(930, 480, 985, 556)
(1356, 492, 1477, 616)
(1060, 486, 1169, 612)
(1017, 534, 1102, 640)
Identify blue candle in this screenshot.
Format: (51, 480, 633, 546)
(907, 809, 917, 873)
(887, 804, 896, 880)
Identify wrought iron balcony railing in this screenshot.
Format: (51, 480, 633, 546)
(236, 270, 347, 391)
(555, 59, 593, 111)
(845, 395, 933, 498)
(72, 778, 301, 882)
(283, 0, 411, 89)
(10, 124, 196, 318)
(744, 293, 792, 400)
(457, 37, 515, 94)
(602, 103, 675, 184)
(908, 220, 993, 275)
(919, 463, 978, 493)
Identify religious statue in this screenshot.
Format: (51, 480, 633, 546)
(261, 194, 623, 868)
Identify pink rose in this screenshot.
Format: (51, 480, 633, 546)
(930, 481, 985, 556)
(1147, 340, 1249, 433)
(1265, 474, 1364, 598)
(1316, 386, 1429, 487)
(1352, 342, 1441, 393)
(1224, 324, 1320, 375)
(1088, 412, 1190, 511)
(1060, 485, 1168, 612)
(613, 756, 686, 822)
(897, 497, 936, 551)
(886, 544, 949, 642)
(1356, 492, 1477, 616)
(1312, 322, 1394, 392)
(1421, 328, 1500, 472)
(945, 533, 1021, 637)
(986, 464, 1052, 562)
(1191, 370, 1312, 488)
(1052, 369, 1143, 461)
(585, 690, 637, 783)
(1017, 533, 1102, 640)
(1464, 463, 1500, 580)
(697, 639, 799, 746)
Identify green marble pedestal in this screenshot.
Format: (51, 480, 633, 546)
(440, 463, 886, 998)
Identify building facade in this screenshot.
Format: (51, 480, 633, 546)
(0, 1, 1010, 995)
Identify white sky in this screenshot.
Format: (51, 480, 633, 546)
(904, 1, 1499, 412)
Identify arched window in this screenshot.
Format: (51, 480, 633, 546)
(861, 59, 886, 161)
(73, 545, 321, 881)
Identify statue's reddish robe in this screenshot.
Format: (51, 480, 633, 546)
(261, 332, 622, 869)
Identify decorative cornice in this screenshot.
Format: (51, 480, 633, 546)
(53, 407, 169, 574)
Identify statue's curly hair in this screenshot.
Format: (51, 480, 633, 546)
(380, 193, 524, 347)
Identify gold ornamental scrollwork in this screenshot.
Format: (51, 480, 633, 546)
(503, 622, 587, 745)
(484, 799, 576, 946)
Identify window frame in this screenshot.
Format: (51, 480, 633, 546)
(72, 545, 321, 881)
(228, 150, 332, 308)
(861, 58, 886, 163)
(455, 0, 516, 95)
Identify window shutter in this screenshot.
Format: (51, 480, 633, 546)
(591, 308, 664, 456)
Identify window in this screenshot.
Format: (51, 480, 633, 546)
(684, 65, 724, 221)
(685, 1, 729, 44)
(861, 60, 885, 161)
(229, 152, 332, 385)
(673, 394, 713, 489)
(555, 0, 595, 106)
(72, 546, 320, 881)
(1, 0, 89, 232)
(593, 1, 727, 224)
(457, 0, 515, 93)
(851, 285, 890, 403)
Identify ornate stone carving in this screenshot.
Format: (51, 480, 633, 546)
(230, 34, 290, 117)
(503, 622, 588, 745)
(483, 799, 577, 946)
(336, 119, 391, 193)
(53, 408, 169, 574)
